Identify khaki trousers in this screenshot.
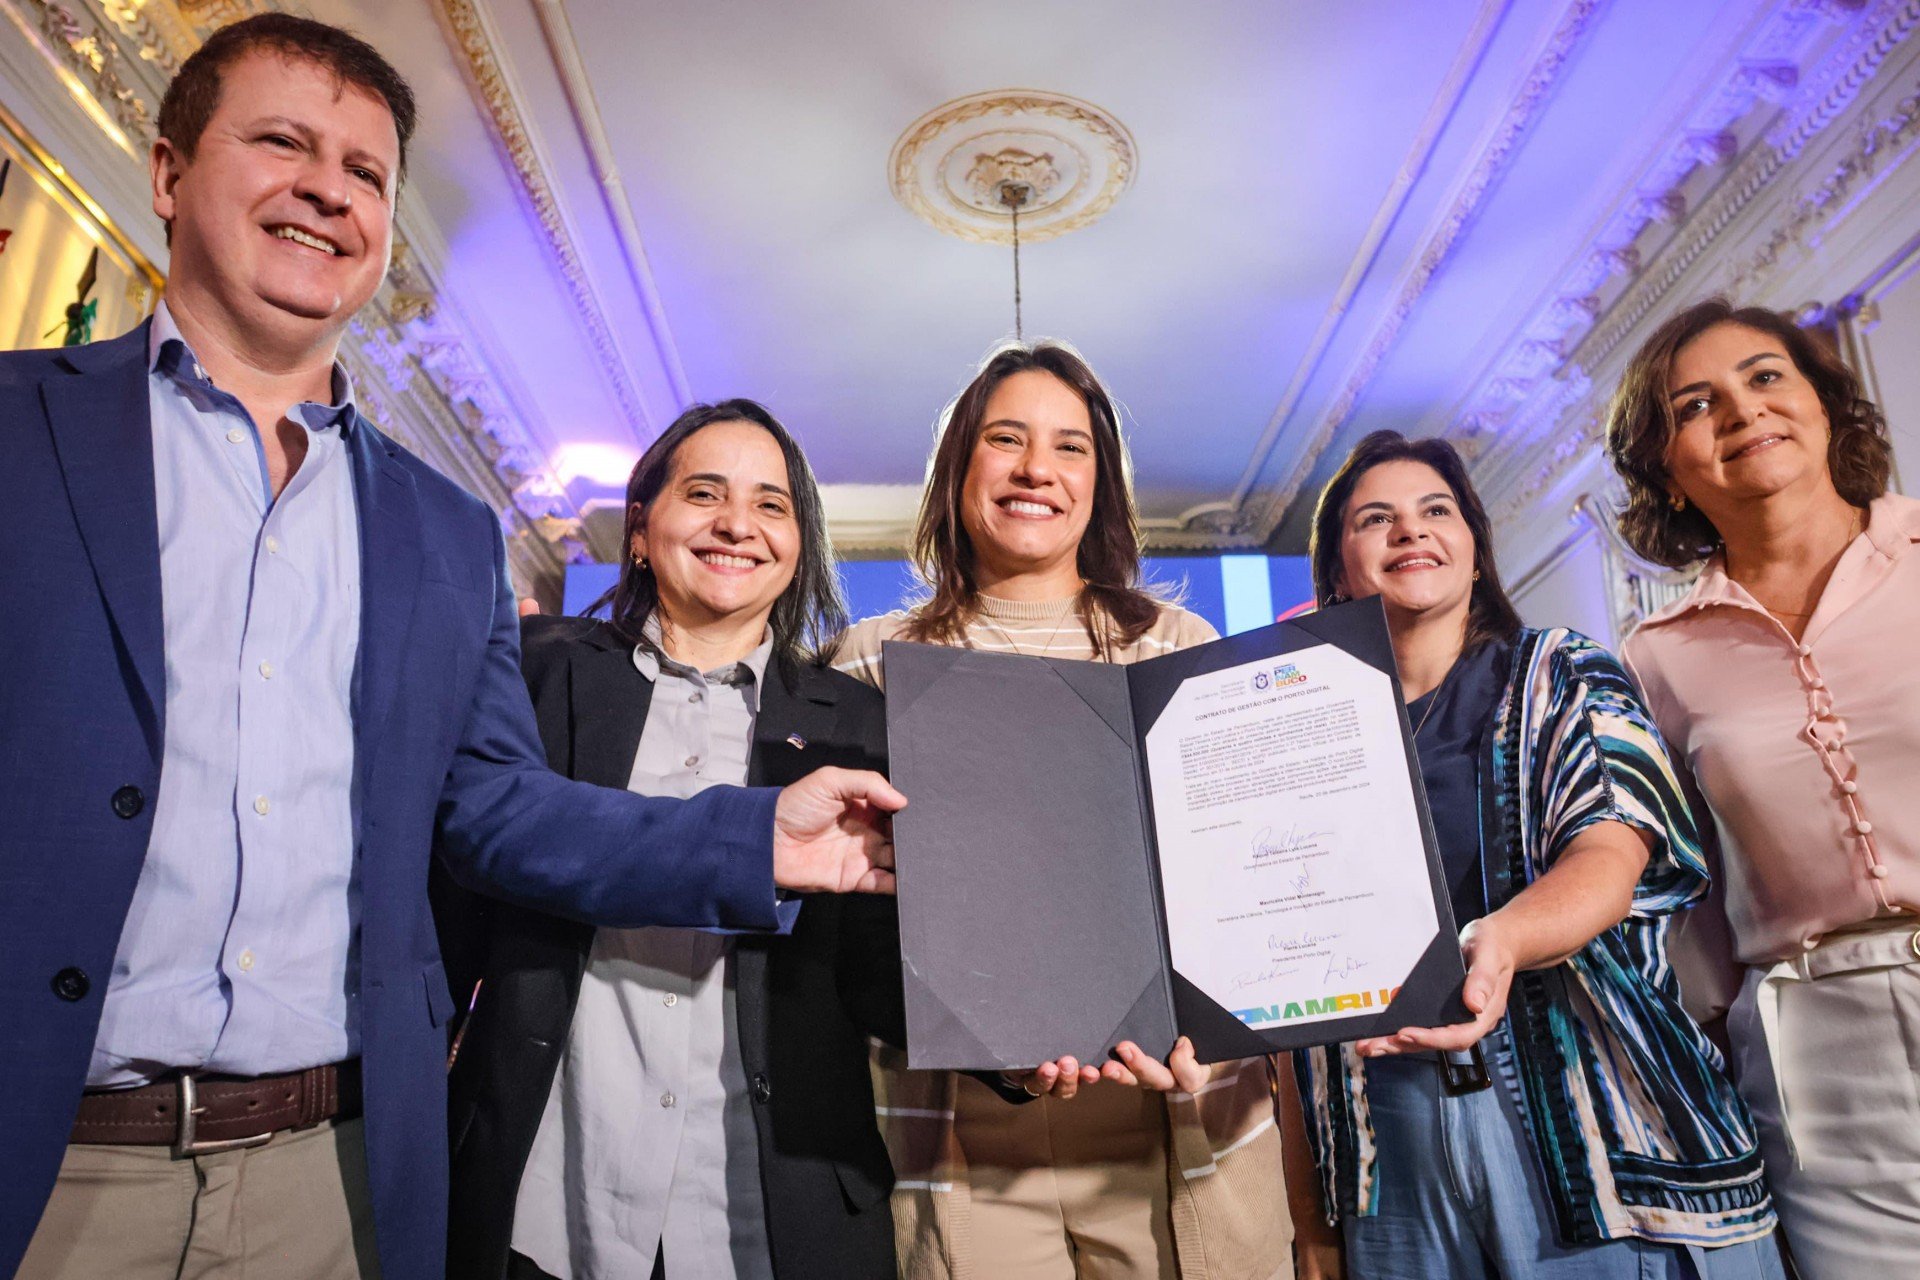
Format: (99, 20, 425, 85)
(18, 1114, 381, 1280)
(953, 1075, 1177, 1280)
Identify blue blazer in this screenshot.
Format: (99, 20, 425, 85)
(0, 323, 783, 1279)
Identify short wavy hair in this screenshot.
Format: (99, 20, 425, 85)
(1604, 298, 1891, 568)
(159, 14, 416, 176)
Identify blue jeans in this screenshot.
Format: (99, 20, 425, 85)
(1343, 1025, 1787, 1280)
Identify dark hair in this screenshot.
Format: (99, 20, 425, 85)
(158, 14, 417, 178)
(588, 400, 847, 687)
(1606, 297, 1892, 568)
(903, 341, 1162, 654)
(1309, 430, 1523, 651)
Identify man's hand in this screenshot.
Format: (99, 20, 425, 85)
(772, 767, 906, 894)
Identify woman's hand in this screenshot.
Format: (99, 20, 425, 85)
(1100, 1036, 1209, 1092)
(1002, 1056, 1102, 1100)
(1354, 918, 1516, 1057)
(1295, 1239, 1346, 1280)
(1354, 821, 1651, 1057)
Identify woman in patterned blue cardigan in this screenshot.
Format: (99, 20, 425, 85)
(1277, 432, 1784, 1280)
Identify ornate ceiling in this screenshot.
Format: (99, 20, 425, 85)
(8, 0, 1918, 587)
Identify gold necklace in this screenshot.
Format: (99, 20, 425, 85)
(1411, 656, 1462, 739)
(1740, 506, 1866, 621)
(979, 602, 1077, 657)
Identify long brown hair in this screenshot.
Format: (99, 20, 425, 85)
(588, 400, 846, 687)
(1605, 297, 1892, 568)
(903, 341, 1161, 654)
(1308, 430, 1523, 651)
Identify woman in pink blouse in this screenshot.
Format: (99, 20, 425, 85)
(1607, 298, 1918, 1279)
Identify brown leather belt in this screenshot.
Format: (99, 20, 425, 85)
(71, 1060, 361, 1156)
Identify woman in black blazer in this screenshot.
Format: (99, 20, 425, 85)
(436, 400, 902, 1280)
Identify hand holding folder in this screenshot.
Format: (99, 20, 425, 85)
(884, 598, 1471, 1071)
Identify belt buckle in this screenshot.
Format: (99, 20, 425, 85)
(172, 1074, 275, 1158)
(1910, 929, 1920, 962)
(1439, 1044, 1492, 1096)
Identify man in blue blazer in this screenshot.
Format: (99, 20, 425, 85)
(2, 15, 903, 1280)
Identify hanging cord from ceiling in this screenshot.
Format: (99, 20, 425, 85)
(998, 180, 1031, 341)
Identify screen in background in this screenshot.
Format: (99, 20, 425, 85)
(561, 555, 1314, 638)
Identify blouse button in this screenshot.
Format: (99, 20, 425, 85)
(1855, 820, 1874, 836)
(1841, 780, 1859, 794)
(1797, 643, 1813, 657)
(1870, 865, 1891, 879)
(1808, 677, 1826, 690)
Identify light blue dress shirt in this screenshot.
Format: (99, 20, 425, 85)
(88, 303, 363, 1087)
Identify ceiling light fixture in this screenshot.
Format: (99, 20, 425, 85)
(890, 91, 1137, 341)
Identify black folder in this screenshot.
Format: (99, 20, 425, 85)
(883, 597, 1469, 1070)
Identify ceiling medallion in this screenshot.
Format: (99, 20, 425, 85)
(889, 90, 1137, 244)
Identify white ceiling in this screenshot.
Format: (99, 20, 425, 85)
(314, 0, 1866, 550)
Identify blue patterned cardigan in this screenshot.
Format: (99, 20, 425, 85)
(1294, 628, 1775, 1247)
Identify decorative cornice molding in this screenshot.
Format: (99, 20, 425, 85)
(1167, 0, 1512, 539)
(3, 0, 590, 582)
(1447, 0, 1891, 499)
(11, 0, 156, 152)
(1488, 0, 1920, 522)
(436, 0, 658, 443)
(1721, 70, 1920, 292)
(1231, 0, 1607, 544)
(94, 0, 197, 73)
(1575, 2, 1917, 369)
(1140, 527, 1265, 552)
(528, 0, 690, 410)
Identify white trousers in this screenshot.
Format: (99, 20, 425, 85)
(1727, 920, 1920, 1280)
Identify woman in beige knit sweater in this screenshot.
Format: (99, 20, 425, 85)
(834, 342, 1295, 1280)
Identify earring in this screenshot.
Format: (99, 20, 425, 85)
(1472, 570, 1481, 582)
(636, 555, 649, 570)
(1324, 593, 1346, 608)
(1669, 491, 1687, 512)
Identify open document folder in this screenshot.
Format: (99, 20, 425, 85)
(882, 597, 1470, 1071)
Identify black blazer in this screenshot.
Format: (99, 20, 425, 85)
(438, 615, 901, 1280)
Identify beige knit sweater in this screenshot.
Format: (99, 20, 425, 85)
(834, 593, 1296, 1280)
